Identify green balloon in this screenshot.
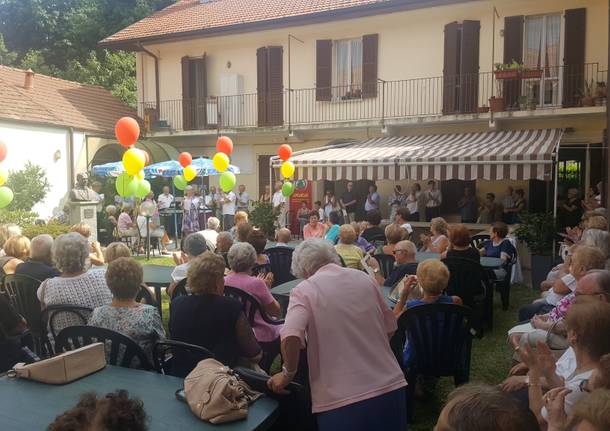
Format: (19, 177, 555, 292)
(115, 173, 137, 197)
(0, 186, 13, 208)
(219, 171, 236, 192)
(135, 179, 151, 199)
(173, 175, 187, 191)
(282, 181, 294, 197)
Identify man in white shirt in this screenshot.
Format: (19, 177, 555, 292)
(157, 186, 174, 210)
(272, 181, 287, 228)
(220, 190, 236, 230)
(198, 216, 220, 250)
(168, 234, 209, 296)
(424, 180, 442, 221)
(237, 184, 250, 214)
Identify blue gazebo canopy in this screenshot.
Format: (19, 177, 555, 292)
(92, 157, 240, 178)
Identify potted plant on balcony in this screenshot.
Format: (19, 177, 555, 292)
(521, 67, 543, 79)
(477, 105, 490, 113)
(527, 97, 538, 111)
(518, 95, 528, 111)
(489, 79, 505, 112)
(580, 80, 595, 107)
(514, 212, 557, 291)
(494, 60, 521, 80)
(595, 81, 607, 106)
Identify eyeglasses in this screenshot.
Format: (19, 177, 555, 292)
(579, 379, 591, 393)
(392, 249, 409, 255)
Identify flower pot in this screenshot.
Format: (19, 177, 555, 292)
(489, 97, 505, 112)
(521, 69, 543, 79)
(495, 70, 519, 80)
(581, 96, 594, 107)
(531, 254, 554, 291)
(477, 106, 490, 113)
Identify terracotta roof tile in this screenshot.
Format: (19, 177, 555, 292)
(101, 0, 395, 45)
(0, 65, 138, 134)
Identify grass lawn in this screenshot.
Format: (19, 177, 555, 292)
(141, 256, 538, 429)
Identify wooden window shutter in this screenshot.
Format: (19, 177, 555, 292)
(362, 34, 378, 98)
(442, 22, 460, 114)
(257, 47, 269, 126)
(316, 40, 332, 101)
(503, 16, 524, 109)
(181, 56, 195, 131)
(195, 54, 208, 128)
(267, 46, 284, 126)
(563, 8, 586, 107)
(459, 20, 480, 113)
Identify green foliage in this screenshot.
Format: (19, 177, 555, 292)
(514, 212, 557, 256)
(5, 162, 51, 212)
(0, 209, 38, 226)
(22, 221, 72, 239)
(249, 202, 276, 239)
(0, 0, 173, 105)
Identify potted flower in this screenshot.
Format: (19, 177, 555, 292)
(580, 80, 595, 107)
(521, 67, 543, 79)
(514, 212, 557, 291)
(477, 105, 490, 113)
(518, 95, 528, 111)
(489, 79, 505, 112)
(595, 81, 606, 106)
(494, 60, 521, 80)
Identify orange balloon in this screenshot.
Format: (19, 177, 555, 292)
(178, 152, 192, 168)
(216, 136, 234, 155)
(115, 117, 140, 148)
(278, 144, 293, 161)
(0, 141, 7, 162)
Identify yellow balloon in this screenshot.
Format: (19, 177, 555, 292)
(212, 152, 230, 173)
(0, 168, 7, 186)
(122, 148, 145, 176)
(183, 165, 197, 182)
(136, 170, 145, 181)
(280, 161, 295, 179)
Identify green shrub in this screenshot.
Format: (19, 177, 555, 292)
(249, 201, 276, 239)
(5, 162, 51, 211)
(0, 209, 38, 226)
(514, 212, 556, 255)
(22, 222, 72, 239)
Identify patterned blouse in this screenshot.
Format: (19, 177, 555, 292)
(89, 304, 166, 363)
(548, 293, 574, 322)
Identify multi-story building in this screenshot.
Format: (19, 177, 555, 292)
(101, 0, 608, 220)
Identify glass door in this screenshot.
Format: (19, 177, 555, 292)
(523, 14, 562, 107)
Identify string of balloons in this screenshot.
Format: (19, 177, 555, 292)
(0, 141, 14, 209)
(114, 117, 152, 199)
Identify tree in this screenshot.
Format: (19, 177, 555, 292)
(0, 0, 173, 105)
(5, 162, 51, 212)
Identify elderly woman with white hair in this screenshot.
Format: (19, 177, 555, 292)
(37, 232, 111, 333)
(181, 185, 200, 236)
(581, 228, 610, 269)
(268, 239, 407, 430)
(225, 242, 281, 370)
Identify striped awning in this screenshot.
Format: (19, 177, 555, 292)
(273, 129, 562, 181)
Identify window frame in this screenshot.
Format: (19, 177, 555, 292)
(331, 37, 364, 101)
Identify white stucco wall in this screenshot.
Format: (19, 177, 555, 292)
(0, 121, 86, 219)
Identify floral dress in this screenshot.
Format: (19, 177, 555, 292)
(88, 303, 166, 365)
(182, 197, 200, 235)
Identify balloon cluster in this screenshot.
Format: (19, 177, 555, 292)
(214, 136, 236, 193)
(114, 117, 151, 199)
(278, 144, 295, 197)
(172, 152, 194, 191)
(0, 141, 14, 208)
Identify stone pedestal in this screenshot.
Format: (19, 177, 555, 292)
(69, 201, 98, 242)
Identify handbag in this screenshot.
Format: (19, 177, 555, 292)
(184, 358, 262, 424)
(11, 343, 106, 384)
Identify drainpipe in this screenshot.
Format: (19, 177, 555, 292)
(138, 43, 160, 118)
(67, 127, 75, 189)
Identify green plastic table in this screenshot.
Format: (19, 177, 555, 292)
(0, 366, 279, 431)
(142, 264, 174, 317)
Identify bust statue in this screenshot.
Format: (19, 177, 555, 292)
(70, 172, 98, 202)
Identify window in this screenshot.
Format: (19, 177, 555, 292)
(332, 38, 363, 100)
(523, 14, 562, 106)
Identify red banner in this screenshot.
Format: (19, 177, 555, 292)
(289, 179, 312, 234)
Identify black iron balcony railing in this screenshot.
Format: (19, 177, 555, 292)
(140, 63, 607, 133)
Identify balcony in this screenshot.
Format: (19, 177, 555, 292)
(140, 63, 607, 134)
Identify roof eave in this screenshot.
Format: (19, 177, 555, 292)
(99, 0, 473, 51)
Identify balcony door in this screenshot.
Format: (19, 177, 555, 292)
(257, 46, 283, 127)
(522, 14, 562, 107)
(181, 55, 208, 130)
